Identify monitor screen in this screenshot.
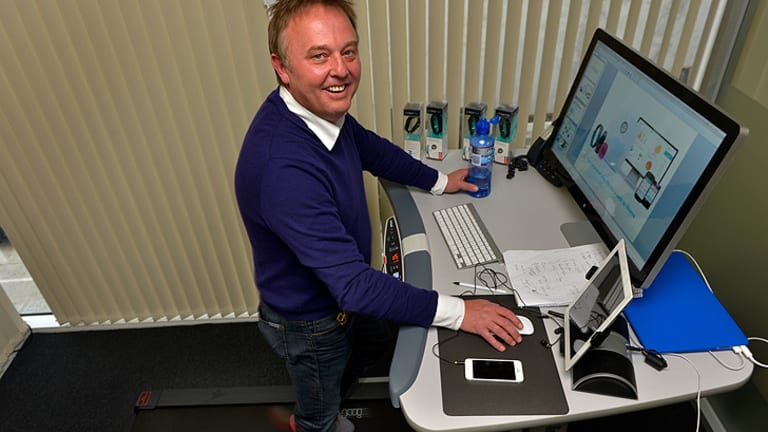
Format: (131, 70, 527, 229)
(549, 29, 745, 290)
(564, 240, 632, 371)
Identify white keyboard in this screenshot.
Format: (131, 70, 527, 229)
(433, 203, 502, 269)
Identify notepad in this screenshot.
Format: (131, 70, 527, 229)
(502, 243, 608, 306)
(624, 251, 747, 353)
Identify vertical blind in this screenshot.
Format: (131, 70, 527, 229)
(0, 282, 27, 368)
(0, 0, 723, 327)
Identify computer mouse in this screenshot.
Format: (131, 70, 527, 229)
(517, 315, 534, 336)
(490, 315, 534, 344)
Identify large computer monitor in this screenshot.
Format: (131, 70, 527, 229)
(548, 29, 746, 291)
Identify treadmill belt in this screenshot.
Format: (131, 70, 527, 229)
(132, 401, 414, 432)
(131, 383, 415, 431)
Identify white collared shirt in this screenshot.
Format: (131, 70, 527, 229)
(280, 86, 344, 151)
(279, 86, 464, 330)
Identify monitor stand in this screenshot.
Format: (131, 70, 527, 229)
(560, 221, 602, 247)
(566, 315, 638, 399)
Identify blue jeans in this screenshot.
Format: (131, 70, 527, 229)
(259, 303, 392, 432)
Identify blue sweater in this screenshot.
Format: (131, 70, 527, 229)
(235, 89, 439, 327)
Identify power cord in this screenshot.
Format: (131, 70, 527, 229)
(473, 263, 515, 296)
(628, 329, 706, 432)
(451, 264, 520, 300)
(673, 249, 713, 292)
(734, 338, 768, 368)
(506, 155, 529, 179)
(431, 331, 465, 366)
(675, 249, 768, 370)
(470, 263, 544, 313)
(709, 348, 747, 371)
(626, 344, 668, 371)
(666, 353, 702, 432)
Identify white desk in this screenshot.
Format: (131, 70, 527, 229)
(382, 150, 752, 431)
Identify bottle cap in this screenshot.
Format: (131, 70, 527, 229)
(476, 118, 490, 135)
(475, 116, 500, 136)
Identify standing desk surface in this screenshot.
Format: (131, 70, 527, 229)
(381, 150, 752, 432)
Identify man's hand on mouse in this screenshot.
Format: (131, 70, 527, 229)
(460, 299, 525, 352)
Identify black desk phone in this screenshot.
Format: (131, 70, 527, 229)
(526, 122, 568, 188)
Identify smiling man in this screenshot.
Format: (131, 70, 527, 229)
(235, 1, 526, 431)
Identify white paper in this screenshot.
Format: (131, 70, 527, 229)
(502, 243, 608, 306)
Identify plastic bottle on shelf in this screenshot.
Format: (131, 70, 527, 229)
(467, 116, 499, 198)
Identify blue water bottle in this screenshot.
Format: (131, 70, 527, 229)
(467, 116, 498, 198)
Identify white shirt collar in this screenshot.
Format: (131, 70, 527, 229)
(279, 86, 344, 151)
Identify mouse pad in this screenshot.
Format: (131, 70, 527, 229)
(437, 295, 568, 416)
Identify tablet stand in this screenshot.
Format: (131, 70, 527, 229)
(569, 315, 638, 399)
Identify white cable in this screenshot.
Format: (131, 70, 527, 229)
(673, 251, 768, 370)
(733, 338, 768, 368)
(741, 346, 768, 368)
(708, 349, 746, 371)
(673, 249, 713, 292)
(667, 353, 702, 432)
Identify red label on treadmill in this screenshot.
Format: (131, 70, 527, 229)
(136, 391, 152, 406)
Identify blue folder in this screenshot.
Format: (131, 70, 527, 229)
(624, 251, 747, 353)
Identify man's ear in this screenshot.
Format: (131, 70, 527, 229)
(271, 53, 290, 87)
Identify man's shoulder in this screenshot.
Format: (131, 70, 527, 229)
(246, 97, 312, 149)
(252, 91, 292, 131)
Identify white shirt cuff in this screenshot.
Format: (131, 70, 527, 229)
(430, 172, 448, 195)
(432, 294, 465, 330)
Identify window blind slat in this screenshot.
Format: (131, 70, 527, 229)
(0, 280, 28, 367)
(554, 0, 583, 115)
(514, 0, 543, 149)
(672, 0, 704, 77)
(427, 0, 449, 102)
(497, 1, 523, 116)
(389, 0, 410, 145)
(533, 0, 563, 138)
(657, 0, 682, 68)
(690, 0, 721, 89)
(624, 0, 645, 47)
(463, 0, 485, 104)
(606, 0, 624, 35)
(408, 1, 428, 104)
(641, 1, 664, 57)
(480, 0, 504, 108)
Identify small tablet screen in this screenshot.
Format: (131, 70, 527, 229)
(564, 240, 633, 371)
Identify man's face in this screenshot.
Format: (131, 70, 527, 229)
(272, 4, 361, 124)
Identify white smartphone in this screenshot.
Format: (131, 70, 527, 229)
(464, 358, 524, 383)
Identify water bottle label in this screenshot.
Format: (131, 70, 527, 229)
(470, 150, 493, 167)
